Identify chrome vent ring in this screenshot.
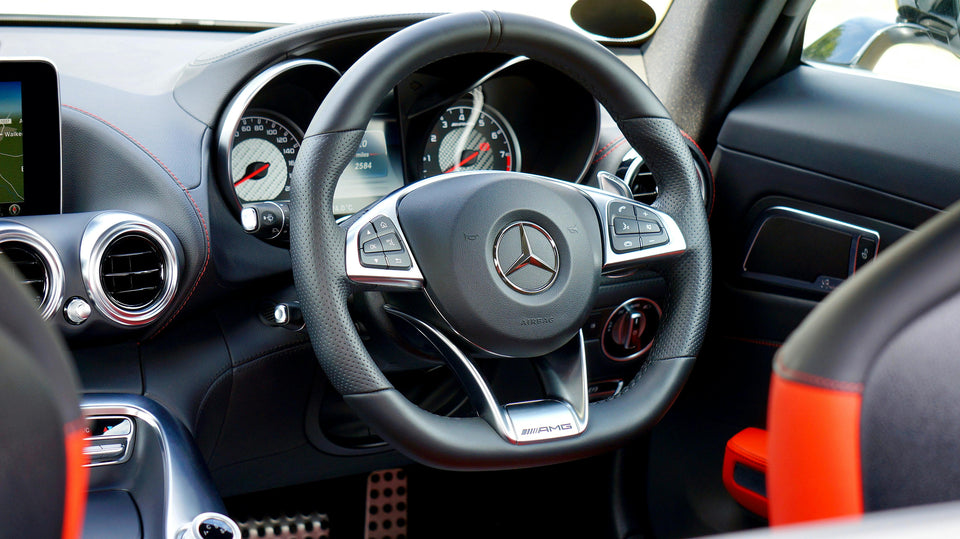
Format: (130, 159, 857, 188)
(81, 212, 180, 326)
(0, 222, 65, 320)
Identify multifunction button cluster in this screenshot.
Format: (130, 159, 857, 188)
(358, 215, 412, 269)
(607, 201, 669, 253)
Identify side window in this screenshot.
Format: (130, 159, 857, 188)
(803, 0, 960, 91)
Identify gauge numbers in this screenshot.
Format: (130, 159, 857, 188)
(421, 101, 519, 179)
(231, 115, 300, 202)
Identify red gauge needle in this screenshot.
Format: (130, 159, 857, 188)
(444, 143, 491, 174)
(445, 151, 479, 173)
(234, 162, 270, 186)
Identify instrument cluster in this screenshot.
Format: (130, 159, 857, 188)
(216, 53, 600, 244)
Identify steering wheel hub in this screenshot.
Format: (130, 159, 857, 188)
(397, 172, 602, 357)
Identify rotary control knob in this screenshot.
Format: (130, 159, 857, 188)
(177, 513, 241, 539)
(602, 298, 661, 361)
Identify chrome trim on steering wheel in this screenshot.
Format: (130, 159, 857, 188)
(385, 306, 588, 445)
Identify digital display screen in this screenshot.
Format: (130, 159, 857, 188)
(0, 60, 61, 217)
(0, 82, 25, 215)
(332, 116, 404, 217)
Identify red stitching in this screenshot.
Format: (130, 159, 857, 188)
(679, 130, 716, 220)
(592, 136, 623, 160)
(774, 354, 864, 393)
(62, 104, 210, 337)
(592, 137, 627, 165)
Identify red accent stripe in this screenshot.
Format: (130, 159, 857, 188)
(723, 428, 769, 518)
(768, 373, 863, 525)
(62, 421, 89, 539)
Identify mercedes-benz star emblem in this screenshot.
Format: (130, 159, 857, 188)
(493, 221, 560, 294)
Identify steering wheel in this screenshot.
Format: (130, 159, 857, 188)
(290, 11, 710, 470)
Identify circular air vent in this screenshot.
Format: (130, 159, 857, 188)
(617, 148, 709, 206)
(81, 212, 180, 326)
(0, 223, 65, 320)
(99, 233, 165, 309)
(2, 241, 48, 304)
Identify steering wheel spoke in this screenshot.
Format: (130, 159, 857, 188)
(385, 305, 588, 444)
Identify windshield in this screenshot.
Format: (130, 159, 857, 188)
(2, 0, 672, 40)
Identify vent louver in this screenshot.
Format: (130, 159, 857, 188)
(0, 241, 48, 306)
(99, 233, 164, 309)
(617, 152, 658, 205)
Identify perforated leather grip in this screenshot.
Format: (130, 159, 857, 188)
(290, 11, 710, 465)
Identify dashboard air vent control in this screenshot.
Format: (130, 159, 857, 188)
(100, 233, 164, 309)
(0, 241, 47, 305)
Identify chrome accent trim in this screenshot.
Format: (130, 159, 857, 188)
(80, 211, 180, 326)
(177, 512, 242, 539)
(742, 206, 881, 273)
(384, 306, 587, 444)
(81, 394, 228, 539)
(82, 415, 134, 467)
(600, 297, 662, 362)
(216, 59, 341, 210)
(493, 221, 559, 294)
(0, 221, 65, 320)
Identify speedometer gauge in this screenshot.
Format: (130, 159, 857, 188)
(230, 114, 301, 203)
(421, 93, 520, 179)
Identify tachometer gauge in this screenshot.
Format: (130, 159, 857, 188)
(230, 114, 301, 203)
(421, 89, 520, 179)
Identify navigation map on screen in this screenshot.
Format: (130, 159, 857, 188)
(0, 81, 24, 207)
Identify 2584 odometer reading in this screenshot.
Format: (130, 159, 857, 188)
(230, 114, 301, 203)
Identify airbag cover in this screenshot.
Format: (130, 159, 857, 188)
(398, 173, 602, 357)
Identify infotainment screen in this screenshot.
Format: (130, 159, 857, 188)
(0, 60, 62, 217)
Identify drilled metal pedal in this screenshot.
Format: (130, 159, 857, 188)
(237, 512, 329, 539)
(365, 468, 408, 539)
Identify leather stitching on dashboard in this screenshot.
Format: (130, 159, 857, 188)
(774, 354, 865, 393)
(61, 105, 211, 336)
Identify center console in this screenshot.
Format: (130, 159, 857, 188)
(81, 394, 240, 539)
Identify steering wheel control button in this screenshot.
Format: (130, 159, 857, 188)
(370, 215, 397, 236)
(362, 238, 384, 254)
(360, 223, 378, 241)
(379, 233, 403, 252)
(635, 207, 658, 222)
(640, 231, 669, 248)
(63, 297, 92, 325)
(386, 251, 412, 269)
(611, 232, 642, 253)
(613, 217, 640, 235)
(361, 252, 389, 269)
(637, 220, 662, 234)
(493, 221, 560, 294)
(608, 201, 636, 223)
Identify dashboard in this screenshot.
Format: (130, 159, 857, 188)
(0, 15, 711, 539)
